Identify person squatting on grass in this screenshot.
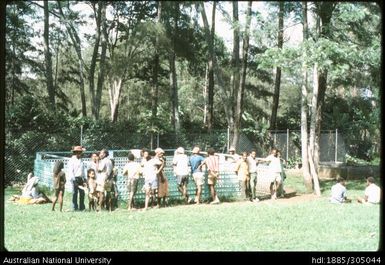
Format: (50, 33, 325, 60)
(67, 145, 86, 211)
(330, 177, 352, 204)
(173, 147, 191, 204)
(357, 177, 381, 205)
(200, 148, 220, 204)
(156, 148, 169, 208)
(235, 152, 251, 201)
(123, 153, 141, 210)
(190, 146, 205, 204)
(52, 160, 66, 212)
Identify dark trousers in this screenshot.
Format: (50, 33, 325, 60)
(249, 172, 257, 199)
(72, 183, 85, 211)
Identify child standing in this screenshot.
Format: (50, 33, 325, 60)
(52, 160, 66, 211)
(235, 152, 251, 201)
(123, 153, 141, 210)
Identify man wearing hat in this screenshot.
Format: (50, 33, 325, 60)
(67, 145, 86, 211)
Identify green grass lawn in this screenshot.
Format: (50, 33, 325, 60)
(3, 176, 381, 251)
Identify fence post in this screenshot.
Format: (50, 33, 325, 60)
(150, 133, 153, 150)
(80, 125, 83, 146)
(335, 129, 338, 163)
(286, 128, 289, 161)
(227, 126, 230, 151)
(157, 132, 160, 148)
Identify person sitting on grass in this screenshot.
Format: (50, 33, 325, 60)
(52, 160, 66, 211)
(10, 173, 52, 204)
(357, 177, 381, 205)
(330, 177, 352, 204)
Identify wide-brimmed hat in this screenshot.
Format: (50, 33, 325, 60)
(72, 146, 86, 152)
(155, 148, 165, 154)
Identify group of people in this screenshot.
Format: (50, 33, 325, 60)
(12, 144, 380, 212)
(329, 176, 381, 205)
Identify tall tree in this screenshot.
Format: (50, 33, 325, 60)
(151, 1, 162, 124)
(230, 1, 240, 149)
(206, 2, 216, 131)
(300, 2, 312, 192)
(169, 2, 181, 134)
(43, 0, 55, 110)
(94, 2, 108, 120)
(89, 1, 102, 119)
(269, 2, 284, 130)
(57, 1, 87, 116)
(5, 2, 38, 107)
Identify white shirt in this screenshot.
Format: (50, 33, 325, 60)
(330, 183, 347, 203)
(143, 158, 161, 181)
(266, 154, 282, 173)
(123, 161, 141, 180)
(365, 183, 381, 204)
(173, 154, 190, 176)
(247, 156, 258, 173)
(67, 155, 85, 182)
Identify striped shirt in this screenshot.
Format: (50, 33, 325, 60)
(205, 155, 219, 172)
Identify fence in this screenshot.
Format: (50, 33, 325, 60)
(34, 150, 274, 204)
(5, 128, 346, 185)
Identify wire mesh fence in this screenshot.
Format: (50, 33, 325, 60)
(5, 128, 346, 185)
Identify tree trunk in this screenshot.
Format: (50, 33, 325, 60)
(109, 77, 122, 123)
(270, 2, 284, 130)
(169, 2, 180, 134)
(95, 2, 108, 120)
(230, 1, 240, 150)
(44, 0, 55, 110)
(301, 1, 312, 192)
(197, 2, 233, 130)
(151, 1, 161, 124)
(89, 2, 102, 118)
(57, 1, 87, 117)
(206, 1, 216, 132)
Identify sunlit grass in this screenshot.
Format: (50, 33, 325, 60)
(4, 176, 381, 251)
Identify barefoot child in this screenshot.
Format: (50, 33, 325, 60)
(52, 161, 66, 211)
